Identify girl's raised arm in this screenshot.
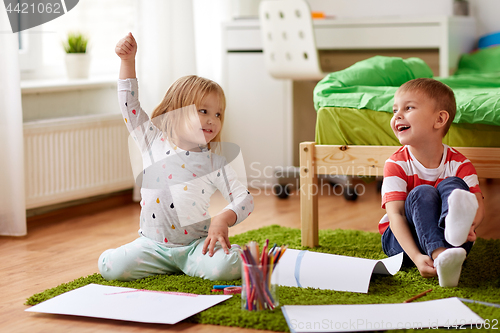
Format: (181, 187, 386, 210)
(116, 32, 137, 79)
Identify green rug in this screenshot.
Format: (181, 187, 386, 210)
(27, 225, 500, 332)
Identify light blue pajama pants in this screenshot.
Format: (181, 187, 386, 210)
(98, 237, 242, 282)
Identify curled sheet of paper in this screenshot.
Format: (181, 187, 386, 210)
(272, 250, 403, 293)
(26, 284, 231, 325)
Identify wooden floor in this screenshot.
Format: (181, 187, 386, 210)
(2, 179, 499, 333)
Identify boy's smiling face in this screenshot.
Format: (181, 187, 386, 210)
(391, 89, 442, 147)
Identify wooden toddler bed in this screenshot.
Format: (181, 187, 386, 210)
(299, 51, 500, 247)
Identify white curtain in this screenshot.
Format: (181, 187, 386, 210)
(192, 0, 232, 83)
(136, 0, 197, 114)
(0, 11, 27, 235)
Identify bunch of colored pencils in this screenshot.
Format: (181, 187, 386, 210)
(239, 239, 287, 311)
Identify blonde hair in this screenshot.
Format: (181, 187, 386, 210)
(151, 75, 226, 149)
(397, 78, 456, 135)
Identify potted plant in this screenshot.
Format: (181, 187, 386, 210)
(63, 32, 90, 79)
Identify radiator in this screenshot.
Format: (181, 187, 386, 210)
(23, 114, 134, 209)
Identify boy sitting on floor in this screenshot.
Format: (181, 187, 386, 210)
(379, 78, 484, 287)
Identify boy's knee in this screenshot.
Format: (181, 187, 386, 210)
(407, 185, 438, 203)
(438, 176, 469, 191)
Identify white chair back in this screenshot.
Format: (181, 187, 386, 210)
(259, 0, 324, 80)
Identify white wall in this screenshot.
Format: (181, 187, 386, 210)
(469, 0, 500, 37)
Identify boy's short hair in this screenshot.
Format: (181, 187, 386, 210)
(397, 78, 456, 135)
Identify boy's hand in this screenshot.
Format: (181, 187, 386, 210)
(115, 32, 137, 61)
(466, 226, 477, 242)
(202, 210, 237, 257)
(468, 192, 483, 243)
(414, 254, 437, 278)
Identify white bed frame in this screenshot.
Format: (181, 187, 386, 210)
(299, 142, 500, 247)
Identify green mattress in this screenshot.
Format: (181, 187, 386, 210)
(313, 48, 500, 147)
(315, 107, 500, 147)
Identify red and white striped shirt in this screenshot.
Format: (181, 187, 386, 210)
(379, 144, 481, 234)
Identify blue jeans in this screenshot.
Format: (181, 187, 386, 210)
(381, 177, 474, 261)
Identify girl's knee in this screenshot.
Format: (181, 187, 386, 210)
(98, 249, 122, 281)
(98, 248, 136, 281)
(203, 250, 242, 281)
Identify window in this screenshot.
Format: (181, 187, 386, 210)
(20, 0, 137, 79)
(19, 29, 42, 72)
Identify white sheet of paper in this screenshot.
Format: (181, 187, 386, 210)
(282, 298, 485, 333)
(26, 284, 231, 324)
(272, 250, 403, 293)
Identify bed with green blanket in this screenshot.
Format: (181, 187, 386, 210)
(313, 46, 500, 147)
(299, 47, 500, 248)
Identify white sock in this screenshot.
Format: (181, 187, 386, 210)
(444, 189, 478, 246)
(434, 247, 467, 287)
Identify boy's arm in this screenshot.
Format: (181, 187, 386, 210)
(116, 32, 137, 79)
(386, 200, 437, 278)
